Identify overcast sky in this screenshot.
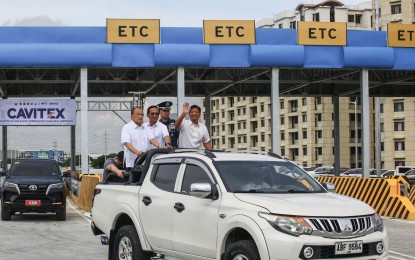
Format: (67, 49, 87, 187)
(0, 0, 365, 156)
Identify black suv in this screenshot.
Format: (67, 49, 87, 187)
(0, 158, 70, 221)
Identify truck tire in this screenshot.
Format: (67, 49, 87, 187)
(1, 206, 11, 221)
(56, 205, 66, 221)
(224, 240, 260, 260)
(113, 225, 152, 260)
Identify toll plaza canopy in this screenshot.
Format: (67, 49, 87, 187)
(0, 26, 415, 98)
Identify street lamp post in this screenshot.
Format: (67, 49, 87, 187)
(349, 100, 358, 168)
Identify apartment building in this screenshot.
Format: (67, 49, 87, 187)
(206, 0, 415, 169)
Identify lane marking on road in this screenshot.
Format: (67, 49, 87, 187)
(390, 257, 408, 260)
(66, 197, 92, 223)
(390, 251, 415, 259)
(383, 217, 415, 225)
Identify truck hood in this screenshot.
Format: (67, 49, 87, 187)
(233, 192, 374, 217)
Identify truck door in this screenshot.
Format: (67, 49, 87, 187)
(171, 159, 220, 258)
(139, 158, 182, 251)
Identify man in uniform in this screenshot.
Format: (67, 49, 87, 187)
(157, 101, 179, 147)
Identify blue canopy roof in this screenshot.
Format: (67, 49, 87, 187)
(0, 26, 413, 70)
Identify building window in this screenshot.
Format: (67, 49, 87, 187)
(280, 116, 285, 125)
(303, 147, 308, 156)
(290, 21, 296, 29)
(381, 142, 384, 151)
(261, 119, 265, 127)
(391, 4, 402, 14)
(394, 122, 405, 131)
(380, 104, 383, 113)
(278, 23, 283, 28)
(395, 141, 405, 151)
(394, 102, 404, 112)
(348, 15, 355, 22)
(355, 14, 362, 24)
(316, 113, 322, 122)
(330, 6, 335, 22)
(313, 13, 320, 21)
(315, 130, 322, 139)
(303, 130, 307, 139)
(281, 132, 285, 141)
(302, 114, 307, 123)
(380, 123, 384, 132)
(302, 97, 307, 106)
(280, 101, 284, 109)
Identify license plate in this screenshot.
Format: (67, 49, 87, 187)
(335, 240, 363, 255)
(25, 200, 41, 206)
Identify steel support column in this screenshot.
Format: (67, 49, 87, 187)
(80, 68, 89, 175)
(271, 68, 280, 154)
(333, 95, 340, 175)
(177, 67, 185, 116)
(2, 126, 6, 170)
(361, 69, 370, 178)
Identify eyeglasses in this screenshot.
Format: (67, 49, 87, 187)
(132, 113, 144, 116)
(150, 112, 159, 116)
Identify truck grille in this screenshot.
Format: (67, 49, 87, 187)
(18, 184, 48, 195)
(305, 216, 373, 238)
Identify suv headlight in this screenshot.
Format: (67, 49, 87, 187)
(372, 213, 384, 232)
(46, 182, 64, 195)
(3, 181, 20, 194)
(4, 181, 18, 188)
(259, 212, 313, 236)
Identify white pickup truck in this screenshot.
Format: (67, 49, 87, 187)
(91, 149, 388, 260)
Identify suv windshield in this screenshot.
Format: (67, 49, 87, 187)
(215, 161, 325, 193)
(9, 160, 60, 177)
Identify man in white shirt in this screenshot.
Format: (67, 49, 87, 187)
(121, 106, 161, 170)
(144, 105, 172, 148)
(175, 102, 212, 150)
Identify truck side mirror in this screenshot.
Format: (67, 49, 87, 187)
(322, 182, 336, 193)
(189, 183, 219, 200)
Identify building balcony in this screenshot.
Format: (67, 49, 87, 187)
(394, 151, 406, 159)
(393, 132, 405, 139)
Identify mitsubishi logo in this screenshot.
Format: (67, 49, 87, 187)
(342, 224, 352, 231)
(338, 219, 354, 233)
(29, 185, 37, 191)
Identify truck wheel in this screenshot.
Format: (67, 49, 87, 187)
(56, 205, 66, 221)
(1, 206, 11, 221)
(113, 225, 152, 260)
(224, 240, 260, 260)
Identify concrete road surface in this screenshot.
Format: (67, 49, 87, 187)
(0, 197, 106, 260)
(0, 197, 414, 259)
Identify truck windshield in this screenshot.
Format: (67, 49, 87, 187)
(9, 160, 60, 177)
(215, 161, 325, 193)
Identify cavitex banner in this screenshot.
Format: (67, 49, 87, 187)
(0, 99, 76, 126)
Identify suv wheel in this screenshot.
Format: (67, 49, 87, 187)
(113, 225, 152, 260)
(224, 240, 260, 260)
(1, 205, 11, 221)
(56, 205, 66, 221)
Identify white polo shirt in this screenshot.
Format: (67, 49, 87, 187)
(178, 119, 211, 149)
(121, 121, 155, 168)
(144, 121, 169, 147)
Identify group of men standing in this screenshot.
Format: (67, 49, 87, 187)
(103, 101, 212, 180)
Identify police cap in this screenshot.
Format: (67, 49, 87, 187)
(157, 101, 173, 111)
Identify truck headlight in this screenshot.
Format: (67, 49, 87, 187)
(259, 212, 313, 236)
(372, 213, 384, 232)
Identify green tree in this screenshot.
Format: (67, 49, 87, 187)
(91, 153, 117, 168)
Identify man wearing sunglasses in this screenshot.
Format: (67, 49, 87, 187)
(158, 101, 179, 148)
(145, 105, 172, 149)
